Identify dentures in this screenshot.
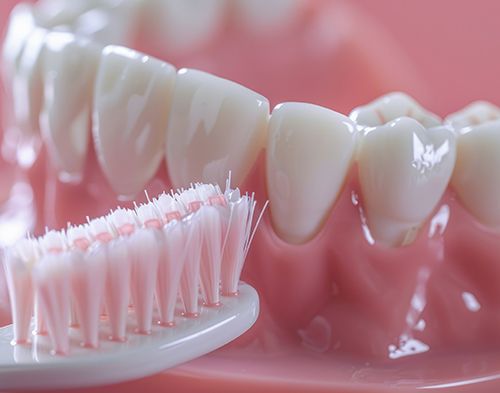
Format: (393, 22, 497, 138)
(3, 180, 266, 354)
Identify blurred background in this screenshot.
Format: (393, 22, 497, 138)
(2, 0, 500, 115)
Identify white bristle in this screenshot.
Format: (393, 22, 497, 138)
(135, 202, 160, 225)
(108, 208, 137, 236)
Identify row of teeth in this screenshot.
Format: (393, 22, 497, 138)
(3, 179, 266, 355)
(3, 3, 500, 249)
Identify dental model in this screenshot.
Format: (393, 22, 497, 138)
(0, 179, 266, 389)
(2, 0, 500, 392)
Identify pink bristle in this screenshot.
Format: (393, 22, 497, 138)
(104, 238, 131, 341)
(67, 224, 91, 251)
(128, 229, 159, 334)
(179, 213, 203, 317)
(156, 222, 187, 326)
(4, 245, 34, 344)
(135, 202, 162, 229)
(32, 253, 71, 355)
(199, 206, 224, 306)
(154, 193, 184, 224)
(109, 208, 136, 237)
(40, 230, 66, 254)
(70, 246, 107, 348)
(88, 217, 114, 244)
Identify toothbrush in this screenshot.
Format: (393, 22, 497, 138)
(0, 179, 267, 390)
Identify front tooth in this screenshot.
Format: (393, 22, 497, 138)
(266, 102, 357, 244)
(447, 103, 500, 227)
(446, 101, 500, 129)
(143, 0, 226, 55)
(166, 69, 269, 189)
(40, 32, 101, 182)
(358, 117, 456, 247)
(93, 45, 176, 198)
(350, 92, 442, 128)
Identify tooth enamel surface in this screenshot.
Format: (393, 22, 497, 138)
(446, 101, 500, 129)
(166, 69, 269, 189)
(11, 27, 47, 136)
(40, 32, 101, 182)
(1, 4, 36, 82)
(350, 92, 442, 129)
(93, 45, 176, 198)
(144, 0, 226, 55)
(234, 0, 304, 34)
(358, 117, 456, 247)
(266, 103, 357, 244)
(448, 110, 500, 227)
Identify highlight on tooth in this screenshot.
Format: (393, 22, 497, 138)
(357, 116, 456, 247)
(2, 178, 267, 355)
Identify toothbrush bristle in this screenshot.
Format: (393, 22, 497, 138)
(2, 179, 266, 355)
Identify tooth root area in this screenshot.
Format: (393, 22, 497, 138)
(4, 180, 265, 350)
(358, 117, 456, 247)
(446, 101, 500, 130)
(350, 92, 442, 129)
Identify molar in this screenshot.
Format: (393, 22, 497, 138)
(166, 68, 269, 189)
(357, 117, 456, 247)
(447, 102, 500, 228)
(40, 32, 101, 182)
(266, 102, 357, 244)
(350, 92, 442, 129)
(92, 45, 176, 198)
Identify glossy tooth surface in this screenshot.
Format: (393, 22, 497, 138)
(166, 69, 269, 189)
(93, 45, 176, 198)
(447, 102, 500, 227)
(11, 27, 47, 136)
(446, 101, 500, 129)
(144, 0, 226, 55)
(234, 0, 304, 34)
(358, 117, 456, 247)
(350, 92, 442, 128)
(266, 103, 357, 244)
(40, 32, 101, 182)
(1, 4, 36, 82)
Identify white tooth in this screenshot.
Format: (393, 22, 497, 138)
(234, 0, 304, 34)
(1, 4, 36, 82)
(93, 45, 176, 198)
(448, 104, 500, 227)
(446, 101, 500, 130)
(166, 69, 269, 189)
(358, 117, 456, 247)
(350, 92, 442, 128)
(143, 0, 226, 55)
(40, 32, 101, 182)
(11, 27, 47, 137)
(266, 102, 357, 244)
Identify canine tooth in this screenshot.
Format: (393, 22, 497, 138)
(166, 69, 269, 189)
(93, 45, 176, 198)
(234, 0, 304, 34)
(11, 27, 47, 137)
(266, 103, 357, 244)
(446, 101, 500, 129)
(350, 92, 441, 128)
(447, 103, 500, 227)
(358, 117, 456, 247)
(143, 0, 226, 55)
(40, 32, 101, 182)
